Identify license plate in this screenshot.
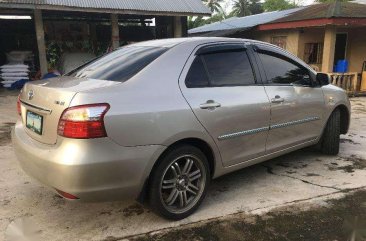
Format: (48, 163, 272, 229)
(26, 111, 43, 135)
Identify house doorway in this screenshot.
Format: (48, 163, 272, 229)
(334, 33, 347, 64)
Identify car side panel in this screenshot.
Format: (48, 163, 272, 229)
(251, 44, 326, 153)
(181, 86, 271, 167)
(69, 40, 224, 177)
(214, 84, 351, 178)
(264, 85, 325, 153)
(178, 43, 271, 167)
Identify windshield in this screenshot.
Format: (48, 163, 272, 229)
(66, 46, 167, 82)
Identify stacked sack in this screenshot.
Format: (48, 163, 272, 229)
(0, 64, 30, 88)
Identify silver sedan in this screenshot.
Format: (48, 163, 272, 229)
(12, 37, 351, 220)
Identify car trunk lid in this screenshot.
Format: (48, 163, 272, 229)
(19, 76, 119, 145)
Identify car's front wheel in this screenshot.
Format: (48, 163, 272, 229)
(149, 145, 210, 220)
(320, 109, 341, 155)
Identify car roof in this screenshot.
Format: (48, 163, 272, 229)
(129, 37, 297, 60)
(129, 37, 307, 65)
(131, 37, 253, 48)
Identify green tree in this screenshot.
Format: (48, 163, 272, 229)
(315, 0, 349, 2)
(188, 16, 205, 29)
(207, 11, 227, 23)
(249, 0, 264, 14)
(188, 10, 228, 30)
(203, 0, 224, 13)
(263, 0, 298, 11)
(232, 0, 251, 17)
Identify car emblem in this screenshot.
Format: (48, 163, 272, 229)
(28, 90, 34, 100)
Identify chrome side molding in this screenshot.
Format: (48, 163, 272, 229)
(218, 116, 320, 141)
(270, 117, 320, 130)
(218, 126, 270, 140)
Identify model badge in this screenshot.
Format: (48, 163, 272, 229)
(54, 100, 65, 106)
(28, 90, 34, 100)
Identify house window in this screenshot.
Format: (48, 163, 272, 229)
(271, 36, 287, 49)
(304, 43, 323, 64)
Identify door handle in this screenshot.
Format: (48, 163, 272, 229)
(200, 100, 221, 110)
(271, 95, 285, 104)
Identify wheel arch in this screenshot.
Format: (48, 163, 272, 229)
(334, 104, 350, 134)
(137, 138, 216, 203)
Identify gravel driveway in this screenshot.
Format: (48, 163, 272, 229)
(1, 89, 366, 241)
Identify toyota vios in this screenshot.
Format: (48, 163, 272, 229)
(12, 38, 350, 220)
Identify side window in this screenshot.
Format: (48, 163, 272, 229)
(202, 51, 255, 86)
(185, 57, 209, 88)
(258, 52, 311, 85)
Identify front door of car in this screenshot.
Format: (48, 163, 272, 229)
(253, 44, 325, 153)
(179, 43, 271, 167)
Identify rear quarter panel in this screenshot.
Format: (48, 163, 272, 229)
(69, 40, 222, 168)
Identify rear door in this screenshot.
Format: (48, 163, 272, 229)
(180, 43, 271, 167)
(253, 44, 325, 153)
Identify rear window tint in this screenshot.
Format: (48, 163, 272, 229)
(185, 57, 209, 88)
(66, 46, 167, 82)
(203, 50, 255, 86)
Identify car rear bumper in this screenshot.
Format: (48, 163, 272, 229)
(12, 121, 166, 201)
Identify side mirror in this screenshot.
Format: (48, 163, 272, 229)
(316, 73, 330, 86)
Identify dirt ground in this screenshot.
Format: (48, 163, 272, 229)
(1, 89, 366, 241)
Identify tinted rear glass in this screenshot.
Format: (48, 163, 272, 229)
(66, 46, 167, 82)
(185, 57, 210, 88)
(203, 50, 255, 86)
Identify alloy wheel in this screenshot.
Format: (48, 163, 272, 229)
(159, 154, 206, 214)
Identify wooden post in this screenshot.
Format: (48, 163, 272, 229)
(34, 9, 48, 76)
(173, 16, 183, 38)
(89, 23, 97, 54)
(321, 26, 337, 73)
(181, 16, 188, 37)
(288, 30, 301, 57)
(111, 14, 119, 50)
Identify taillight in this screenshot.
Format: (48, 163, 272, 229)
(57, 104, 110, 139)
(17, 95, 21, 116)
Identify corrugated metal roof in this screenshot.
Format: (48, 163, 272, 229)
(192, 28, 251, 37)
(0, 0, 211, 16)
(271, 2, 366, 23)
(188, 7, 304, 35)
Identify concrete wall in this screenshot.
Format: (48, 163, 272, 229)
(250, 29, 323, 70)
(251, 29, 301, 57)
(298, 28, 324, 71)
(247, 27, 366, 73)
(342, 27, 366, 73)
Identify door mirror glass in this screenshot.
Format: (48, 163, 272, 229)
(316, 73, 330, 86)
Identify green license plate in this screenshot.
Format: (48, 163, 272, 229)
(26, 111, 43, 135)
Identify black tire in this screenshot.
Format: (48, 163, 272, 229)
(320, 109, 341, 155)
(149, 145, 210, 220)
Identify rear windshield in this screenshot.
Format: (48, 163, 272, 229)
(66, 46, 167, 82)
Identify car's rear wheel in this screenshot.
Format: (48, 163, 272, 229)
(149, 145, 210, 220)
(320, 109, 341, 155)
